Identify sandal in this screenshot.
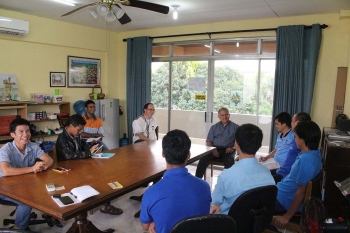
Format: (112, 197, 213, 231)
(100, 205, 123, 215)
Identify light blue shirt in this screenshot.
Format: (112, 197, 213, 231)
(277, 149, 322, 212)
(211, 157, 275, 214)
(0, 141, 44, 177)
(274, 130, 295, 165)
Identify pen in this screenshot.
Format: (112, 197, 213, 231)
(70, 192, 77, 199)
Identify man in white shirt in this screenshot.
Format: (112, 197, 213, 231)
(132, 103, 158, 143)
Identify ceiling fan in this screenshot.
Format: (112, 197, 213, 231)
(62, 0, 169, 25)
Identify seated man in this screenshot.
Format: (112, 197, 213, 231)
(0, 118, 54, 230)
(132, 103, 158, 143)
(210, 124, 275, 214)
(272, 120, 322, 228)
(140, 130, 211, 233)
(195, 107, 239, 179)
(259, 112, 294, 181)
(274, 112, 311, 181)
(80, 100, 108, 150)
(56, 114, 123, 215)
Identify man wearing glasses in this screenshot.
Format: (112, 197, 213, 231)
(195, 107, 239, 179)
(132, 103, 158, 143)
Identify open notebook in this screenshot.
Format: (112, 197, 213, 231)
(51, 185, 100, 207)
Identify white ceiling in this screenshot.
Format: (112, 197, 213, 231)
(0, 0, 349, 32)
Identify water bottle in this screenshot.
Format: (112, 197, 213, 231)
(119, 133, 129, 147)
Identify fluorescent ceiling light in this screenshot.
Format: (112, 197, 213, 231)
(0, 18, 11, 21)
(52, 0, 76, 6)
(172, 5, 179, 20)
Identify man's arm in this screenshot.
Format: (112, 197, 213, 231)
(272, 184, 306, 228)
(80, 132, 103, 138)
(0, 161, 45, 176)
(206, 141, 219, 157)
(259, 148, 276, 162)
(138, 133, 149, 141)
(39, 153, 54, 170)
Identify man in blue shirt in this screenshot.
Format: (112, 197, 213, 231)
(195, 107, 239, 178)
(211, 124, 275, 214)
(0, 118, 54, 230)
(272, 121, 322, 228)
(140, 130, 211, 233)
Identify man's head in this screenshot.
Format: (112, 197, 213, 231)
(143, 103, 155, 119)
(162, 129, 191, 165)
(66, 114, 86, 137)
(218, 107, 230, 125)
(291, 112, 311, 132)
(274, 112, 291, 133)
(294, 121, 321, 151)
(10, 118, 31, 146)
(85, 100, 96, 115)
(234, 124, 263, 155)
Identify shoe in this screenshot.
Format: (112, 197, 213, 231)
(130, 194, 143, 202)
(100, 205, 123, 215)
(134, 210, 141, 218)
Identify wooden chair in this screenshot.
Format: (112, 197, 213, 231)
(281, 172, 323, 233)
(52, 145, 58, 164)
(170, 214, 236, 233)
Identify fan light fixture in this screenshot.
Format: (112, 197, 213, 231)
(95, 4, 125, 22)
(52, 0, 76, 6)
(172, 5, 179, 20)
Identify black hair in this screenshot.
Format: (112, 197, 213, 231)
(10, 118, 30, 133)
(66, 114, 86, 127)
(143, 103, 154, 110)
(274, 112, 291, 128)
(294, 112, 311, 122)
(85, 100, 95, 108)
(294, 121, 321, 150)
(235, 124, 263, 155)
(162, 129, 191, 165)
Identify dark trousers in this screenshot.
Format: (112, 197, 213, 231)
(195, 148, 234, 178)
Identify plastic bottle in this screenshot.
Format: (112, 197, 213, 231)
(119, 133, 129, 147)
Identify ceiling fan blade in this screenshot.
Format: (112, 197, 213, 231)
(114, 4, 132, 24)
(61, 2, 101, 17)
(127, 0, 169, 14)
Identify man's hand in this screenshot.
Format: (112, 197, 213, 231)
(272, 215, 289, 228)
(210, 205, 221, 214)
(148, 222, 156, 233)
(225, 147, 235, 153)
(32, 161, 45, 173)
(212, 149, 220, 157)
(90, 144, 99, 154)
(259, 156, 267, 162)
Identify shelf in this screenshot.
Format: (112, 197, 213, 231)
(29, 119, 58, 122)
(27, 101, 70, 106)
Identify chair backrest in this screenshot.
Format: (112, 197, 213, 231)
(304, 171, 322, 202)
(170, 214, 236, 233)
(228, 185, 277, 233)
(52, 145, 58, 164)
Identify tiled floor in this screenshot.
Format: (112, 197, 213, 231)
(0, 164, 221, 233)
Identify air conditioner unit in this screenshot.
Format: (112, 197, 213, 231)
(0, 16, 29, 36)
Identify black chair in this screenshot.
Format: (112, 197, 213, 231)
(170, 214, 236, 233)
(228, 185, 277, 233)
(0, 199, 53, 228)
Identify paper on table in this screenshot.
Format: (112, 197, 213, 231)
(51, 193, 80, 207)
(91, 153, 115, 159)
(260, 158, 280, 170)
(86, 137, 101, 143)
(51, 185, 100, 207)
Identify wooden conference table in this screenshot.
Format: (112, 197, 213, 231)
(0, 140, 214, 233)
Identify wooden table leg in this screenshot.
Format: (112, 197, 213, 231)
(67, 212, 114, 233)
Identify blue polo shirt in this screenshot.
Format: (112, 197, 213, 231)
(276, 140, 300, 177)
(0, 141, 44, 177)
(277, 150, 322, 212)
(274, 130, 295, 165)
(140, 167, 211, 233)
(207, 120, 239, 148)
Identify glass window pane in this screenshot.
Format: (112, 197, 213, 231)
(262, 40, 276, 54)
(214, 41, 258, 55)
(152, 45, 170, 57)
(173, 43, 210, 56)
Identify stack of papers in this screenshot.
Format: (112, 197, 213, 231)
(328, 132, 350, 142)
(335, 176, 350, 196)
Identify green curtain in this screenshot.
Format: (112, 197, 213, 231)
(126, 36, 153, 144)
(269, 24, 322, 150)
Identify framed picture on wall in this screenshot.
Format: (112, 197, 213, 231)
(67, 56, 101, 88)
(50, 72, 66, 87)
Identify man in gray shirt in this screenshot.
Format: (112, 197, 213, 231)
(195, 107, 239, 178)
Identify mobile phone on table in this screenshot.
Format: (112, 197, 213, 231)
(92, 144, 103, 154)
(59, 196, 74, 205)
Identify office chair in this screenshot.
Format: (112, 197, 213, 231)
(170, 214, 236, 233)
(228, 185, 278, 233)
(282, 172, 323, 233)
(0, 199, 51, 227)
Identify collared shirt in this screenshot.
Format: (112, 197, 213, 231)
(82, 114, 104, 135)
(211, 158, 275, 214)
(132, 116, 158, 143)
(0, 141, 44, 177)
(274, 130, 295, 165)
(277, 149, 322, 212)
(207, 120, 239, 148)
(140, 167, 211, 233)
